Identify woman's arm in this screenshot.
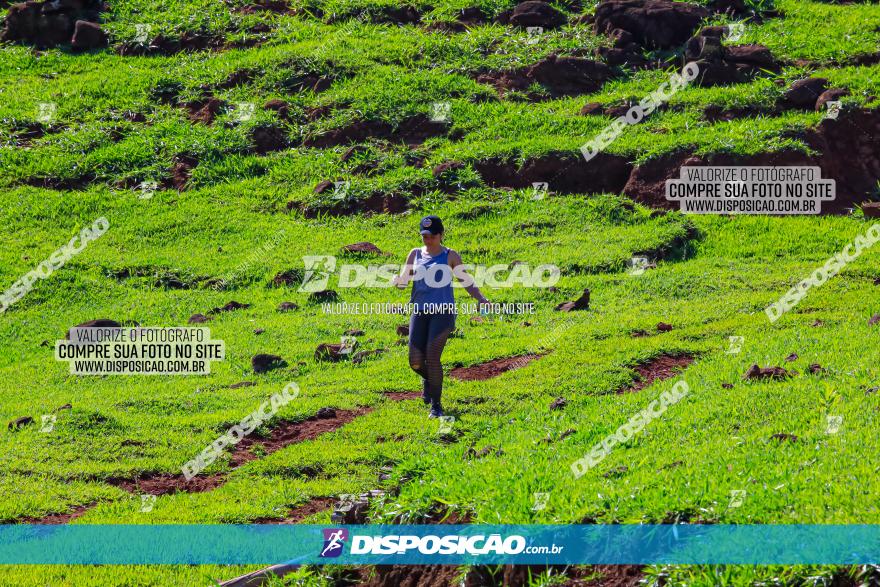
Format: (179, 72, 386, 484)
(448, 249, 489, 304)
(393, 248, 419, 289)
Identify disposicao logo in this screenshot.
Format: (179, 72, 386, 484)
(320, 529, 349, 558)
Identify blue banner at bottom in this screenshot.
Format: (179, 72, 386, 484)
(1, 525, 879, 565)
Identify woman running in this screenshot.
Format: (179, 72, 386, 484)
(394, 215, 490, 417)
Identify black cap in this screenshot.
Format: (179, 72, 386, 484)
(419, 215, 444, 235)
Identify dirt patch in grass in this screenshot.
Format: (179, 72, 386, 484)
(383, 391, 423, 401)
(22, 174, 97, 191)
(450, 353, 546, 381)
(476, 55, 615, 98)
(19, 502, 96, 524)
(107, 473, 226, 496)
(229, 407, 373, 467)
(620, 354, 694, 393)
(117, 32, 228, 56)
(252, 497, 337, 524)
(298, 192, 411, 218)
(182, 97, 225, 124)
(304, 115, 447, 147)
(475, 153, 632, 194)
(109, 407, 371, 495)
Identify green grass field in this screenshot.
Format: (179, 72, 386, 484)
(2, 0, 880, 584)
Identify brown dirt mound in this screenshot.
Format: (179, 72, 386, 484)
(450, 353, 545, 381)
(229, 407, 373, 467)
(251, 497, 337, 524)
(475, 153, 632, 194)
(250, 124, 290, 154)
(304, 114, 447, 147)
(593, 0, 710, 50)
(19, 502, 96, 524)
(620, 354, 694, 392)
(252, 353, 287, 373)
(182, 97, 225, 124)
(166, 154, 198, 191)
(477, 55, 615, 98)
(0, 0, 105, 48)
(625, 110, 880, 213)
(504, 1, 567, 29)
(556, 289, 591, 311)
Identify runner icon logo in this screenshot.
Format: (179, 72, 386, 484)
(320, 529, 349, 558)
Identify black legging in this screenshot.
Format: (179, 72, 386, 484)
(408, 312, 455, 404)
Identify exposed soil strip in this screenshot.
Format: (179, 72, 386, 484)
(251, 497, 337, 524)
(382, 391, 422, 401)
(107, 407, 373, 496)
(230, 407, 372, 467)
(449, 353, 545, 381)
(19, 502, 96, 525)
(108, 473, 226, 496)
(619, 354, 694, 393)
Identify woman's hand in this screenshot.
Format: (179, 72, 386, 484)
(392, 274, 409, 289)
